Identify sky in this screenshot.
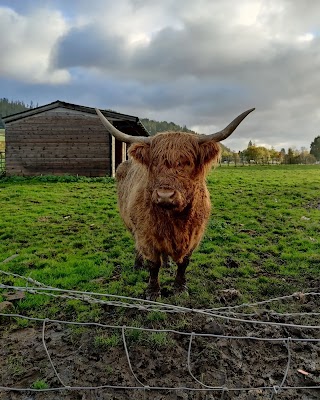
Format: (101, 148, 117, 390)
(0, 0, 319, 152)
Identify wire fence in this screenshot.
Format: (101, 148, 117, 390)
(220, 157, 318, 166)
(0, 151, 5, 175)
(0, 259, 319, 399)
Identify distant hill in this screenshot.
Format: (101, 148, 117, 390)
(140, 118, 196, 135)
(0, 98, 36, 128)
(141, 118, 230, 152)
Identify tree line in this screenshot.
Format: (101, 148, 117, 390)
(0, 98, 319, 162)
(141, 118, 196, 135)
(222, 140, 320, 165)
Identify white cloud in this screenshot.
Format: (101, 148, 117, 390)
(0, 6, 70, 83)
(297, 33, 315, 42)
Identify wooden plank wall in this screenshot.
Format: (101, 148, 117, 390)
(5, 108, 111, 176)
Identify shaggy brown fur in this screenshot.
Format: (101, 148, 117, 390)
(115, 131, 221, 299)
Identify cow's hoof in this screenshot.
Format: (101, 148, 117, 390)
(145, 287, 161, 301)
(173, 283, 188, 295)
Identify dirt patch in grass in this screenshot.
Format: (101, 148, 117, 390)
(306, 198, 320, 210)
(0, 301, 319, 400)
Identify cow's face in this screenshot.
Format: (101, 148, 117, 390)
(129, 132, 221, 211)
(96, 108, 254, 209)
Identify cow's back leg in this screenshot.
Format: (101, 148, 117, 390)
(161, 253, 172, 268)
(174, 254, 191, 293)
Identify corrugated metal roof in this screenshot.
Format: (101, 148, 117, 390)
(2, 100, 149, 136)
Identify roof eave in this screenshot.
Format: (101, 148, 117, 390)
(2, 100, 149, 136)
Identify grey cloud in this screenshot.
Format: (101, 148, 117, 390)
(51, 15, 320, 117)
(53, 26, 126, 70)
(53, 17, 264, 80)
(52, 12, 320, 90)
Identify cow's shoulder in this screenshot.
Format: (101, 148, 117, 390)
(116, 161, 132, 181)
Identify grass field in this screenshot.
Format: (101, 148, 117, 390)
(0, 165, 320, 321)
(0, 129, 4, 152)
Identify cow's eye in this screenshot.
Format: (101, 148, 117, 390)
(183, 160, 192, 168)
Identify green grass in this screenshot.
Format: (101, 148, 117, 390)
(94, 332, 122, 349)
(0, 166, 319, 319)
(31, 379, 49, 390)
(146, 331, 174, 349)
(7, 355, 25, 377)
(0, 129, 4, 152)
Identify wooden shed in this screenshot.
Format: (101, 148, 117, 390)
(3, 100, 149, 177)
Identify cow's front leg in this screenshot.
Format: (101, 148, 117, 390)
(145, 259, 161, 300)
(134, 250, 144, 270)
(174, 254, 191, 293)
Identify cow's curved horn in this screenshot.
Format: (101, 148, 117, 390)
(197, 108, 255, 143)
(95, 108, 151, 144)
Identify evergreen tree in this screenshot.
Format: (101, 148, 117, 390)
(141, 118, 196, 136)
(0, 98, 33, 128)
(310, 136, 320, 161)
(286, 148, 295, 164)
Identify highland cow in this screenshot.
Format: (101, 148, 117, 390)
(96, 108, 254, 299)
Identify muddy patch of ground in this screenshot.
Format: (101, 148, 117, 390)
(0, 299, 319, 400)
(306, 198, 320, 210)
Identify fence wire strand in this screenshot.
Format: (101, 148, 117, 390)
(1, 282, 320, 329)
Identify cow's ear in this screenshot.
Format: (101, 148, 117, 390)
(199, 141, 221, 165)
(129, 143, 151, 166)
